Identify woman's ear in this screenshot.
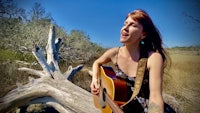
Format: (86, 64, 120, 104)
(141, 32, 147, 39)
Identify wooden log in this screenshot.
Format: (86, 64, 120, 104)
(0, 77, 100, 113)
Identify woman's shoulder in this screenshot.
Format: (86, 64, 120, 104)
(105, 47, 120, 55)
(148, 51, 163, 59)
(147, 51, 163, 68)
(108, 47, 120, 51)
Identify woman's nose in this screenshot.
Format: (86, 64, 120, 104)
(123, 25, 129, 31)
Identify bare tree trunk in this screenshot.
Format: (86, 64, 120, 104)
(0, 25, 100, 113)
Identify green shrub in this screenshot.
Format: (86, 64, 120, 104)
(0, 49, 35, 62)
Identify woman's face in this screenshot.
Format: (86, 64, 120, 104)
(120, 16, 145, 45)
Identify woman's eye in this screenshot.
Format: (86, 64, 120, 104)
(123, 22, 137, 27)
(130, 24, 136, 27)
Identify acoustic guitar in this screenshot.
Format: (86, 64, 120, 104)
(93, 66, 129, 113)
(94, 58, 147, 113)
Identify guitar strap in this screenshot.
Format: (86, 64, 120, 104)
(121, 57, 147, 107)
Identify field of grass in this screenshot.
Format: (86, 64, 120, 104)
(163, 50, 200, 113)
(0, 48, 200, 113)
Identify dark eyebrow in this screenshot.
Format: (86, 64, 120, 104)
(130, 22, 136, 25)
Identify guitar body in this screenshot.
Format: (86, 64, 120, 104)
(94, 66, 128, 113)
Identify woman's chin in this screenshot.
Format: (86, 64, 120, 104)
(120, 38, 127, 43)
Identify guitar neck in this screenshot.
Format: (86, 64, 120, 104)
(104, 91, 124, 113)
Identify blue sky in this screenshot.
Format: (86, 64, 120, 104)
(17, 0, 200, 48)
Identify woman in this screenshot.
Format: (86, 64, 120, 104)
(90, 9, 169, 113)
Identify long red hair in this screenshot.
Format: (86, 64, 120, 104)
(127, 10, 168, 64)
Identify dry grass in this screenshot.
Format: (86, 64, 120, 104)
(0, 60, 40, 98)
(163, 50, 200, 113)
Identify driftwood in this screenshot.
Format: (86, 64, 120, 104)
(0, 25, 100, 113)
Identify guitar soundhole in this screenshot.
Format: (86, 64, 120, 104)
(102, 88, 106, 101)
(99, 88, 107, 108)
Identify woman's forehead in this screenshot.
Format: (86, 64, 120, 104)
(125, 17, 139, 24)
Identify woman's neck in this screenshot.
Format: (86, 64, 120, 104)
(122, 44, 140, 61)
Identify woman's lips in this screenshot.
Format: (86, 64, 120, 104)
(121, 31, 129, 37)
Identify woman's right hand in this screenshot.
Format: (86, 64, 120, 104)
(90, 78, 100, 95)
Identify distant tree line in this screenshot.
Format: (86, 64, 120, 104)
(168, 46, 200, 51)
(0, 0, 105, 65)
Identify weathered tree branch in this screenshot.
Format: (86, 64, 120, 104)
(18, 67, 45, 77)
(65, 64, 84, 80)
(0, 24, 100, 113)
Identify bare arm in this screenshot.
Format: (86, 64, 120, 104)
(147, 52, 164, 113)
(90, 48, 118, 95)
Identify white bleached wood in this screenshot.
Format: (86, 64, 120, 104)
(46, 25, 60, 71)
(65, 64, 84, 80)
(18, 67, 44, 78)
